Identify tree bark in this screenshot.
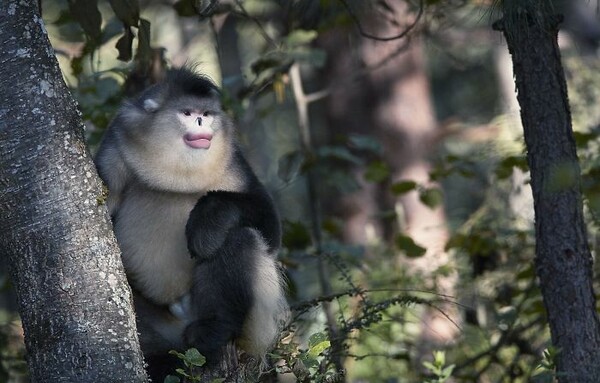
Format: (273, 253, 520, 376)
(0, 2, 147, 382)
(496, 4, 600, 382)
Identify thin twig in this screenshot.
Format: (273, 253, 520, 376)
(290, 63, 345, 376)
(338, 0, 424, 42)
(451, 279, 542, 375)
(232, 0, 279, 49)
(270, 35, 411, 115)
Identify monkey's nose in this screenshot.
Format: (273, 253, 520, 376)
(196, 117, 202, 126)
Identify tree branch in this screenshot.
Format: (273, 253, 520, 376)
(338, 0, 424, 42)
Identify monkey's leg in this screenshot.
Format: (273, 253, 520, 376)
(185, 227, 259, 363)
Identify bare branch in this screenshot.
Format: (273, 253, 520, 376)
(338, 0, 424, 42)
(232, 0, 279, 49)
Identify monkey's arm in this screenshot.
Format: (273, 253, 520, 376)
(95, 138, 131, 216)
(185, 192, 242, 259)
(185, 190, 280, 259)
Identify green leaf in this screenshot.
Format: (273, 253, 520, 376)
(68, 0, 102, 42)
(347, 134, 382, 154)
(495, 155, 528, 179)
(174, 0, 198, 16)
(308, 332, 329, 348)
(395, 234, 426, 258)
(175, 368, 190, 378)
(184, 348, 206, 367)
(108, 0, 140, 27)
(136, 18, 152, 66)
(210, 379, 226, 383)
(442, 364, 455, 377)
(308, 340, 331, 359)
(317, 146, 363, 165)
(391, 180, 417, 195)
(285, 30, 318, 47)
(299, 354, 319, 369)
(364, 161, 390, 183)
(419, 187, 443, 209)
(433, 350, 446, 365)
(168, 350, 185, 359)
(523, 296, 545, 316)
(444, 233, 466, 251)
(497, 306, 517, 331)
(250, 55, 286, 76)
(573, 131, 596, 148)
(282, 221, 312, 250)
(163, 376, 181, 383)
(53, 9, 75, 26)
(516, 265, 534, 279)
(71, 54, 84, 76)
(115, 27, 134, 61)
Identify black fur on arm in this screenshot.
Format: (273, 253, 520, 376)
(185, 194, 243, 259)
(184, 227, 258, 363)
(185, 186, 281, 260)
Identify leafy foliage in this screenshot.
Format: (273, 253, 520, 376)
(166, 348, 208, 382)
(422, 351, 455, 383)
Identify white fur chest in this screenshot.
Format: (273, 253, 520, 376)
(114, 186, 201, 305)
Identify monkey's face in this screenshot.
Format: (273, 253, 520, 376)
(117, 93, 239, 193)
(143, 95, 232, 158)
(176, 107, 217, 150)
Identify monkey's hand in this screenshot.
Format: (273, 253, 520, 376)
(185, 192, 242, 260)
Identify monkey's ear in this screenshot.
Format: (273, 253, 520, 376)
(143, 98, 160, 112)
(134, 83, 164, 113)
(117, 99, 154, 127)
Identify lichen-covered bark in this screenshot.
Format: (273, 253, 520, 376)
(0, 2, 147, 382)
(497, 5, 600, 382)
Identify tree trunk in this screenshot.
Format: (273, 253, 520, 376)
(496, 4, 600, 382)
(0, 3, 147, 382)
(321, 0, 457, 345)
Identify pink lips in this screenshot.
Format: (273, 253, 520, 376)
(184, 133, 212, 149)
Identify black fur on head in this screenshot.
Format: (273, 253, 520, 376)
(131, 66, 220, 112)
(164, 66, 220, 99)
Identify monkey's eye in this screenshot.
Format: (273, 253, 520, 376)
(182, 110, 192, 117)
(202, 111, 211, 117)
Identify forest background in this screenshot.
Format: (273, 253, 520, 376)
(2, 0, 600, 382)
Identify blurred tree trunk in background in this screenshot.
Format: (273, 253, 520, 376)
(497, 2, 600, 381)
(0, 2, 147, 382)
(321, 0, 458, 344)
(558, 0, 600, 53)
(494, 45, 535, 226)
